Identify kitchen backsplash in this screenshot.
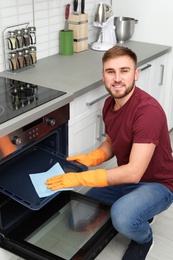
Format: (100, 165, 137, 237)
(0, 0, 111, 73)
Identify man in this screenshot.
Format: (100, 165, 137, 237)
(46, 46, 173, 260)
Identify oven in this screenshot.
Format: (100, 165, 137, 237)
(0, 77, 117, 260)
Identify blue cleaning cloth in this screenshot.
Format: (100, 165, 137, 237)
(29, 162, 73, 198)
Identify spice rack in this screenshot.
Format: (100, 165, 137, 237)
(2, 22, 37, 74)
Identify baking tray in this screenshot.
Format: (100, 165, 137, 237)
(0, 145, 88, 210)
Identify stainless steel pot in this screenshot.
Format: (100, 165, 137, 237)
(114, 17, 138, 43)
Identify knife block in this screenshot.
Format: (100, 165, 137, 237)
(68, 13, 88, 53)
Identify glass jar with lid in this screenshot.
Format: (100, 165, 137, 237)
(22, 28, 30, 47)
(17, 50, 24, 69)
(23, 48, 30, 66)
(8, 52, 18, 71)
(29, 46, 37, 64)
(7, 31, 17, 50)
(28, 26, 36, 45)
(15, 29, 23, 49)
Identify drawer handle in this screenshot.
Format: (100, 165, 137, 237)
(140, 64, 152, 71)
(86, 93, 109, 106)
(159, 64, 164, 86)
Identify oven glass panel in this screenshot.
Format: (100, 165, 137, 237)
(25, 198, 109, 260)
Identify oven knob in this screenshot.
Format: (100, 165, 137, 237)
(46, 117, 56, 126)
(12, 136, 22, 145)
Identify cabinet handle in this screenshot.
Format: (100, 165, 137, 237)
(96, 114, 106, 141)
(86, 93, 109, 106)
(140, 64, 152, 71)
(159, 64, 164, 86)
(96, 115, 102, 141)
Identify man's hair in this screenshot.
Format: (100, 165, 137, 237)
(102, 46, 137, 67)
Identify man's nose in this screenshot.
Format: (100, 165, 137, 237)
(114, 72, 121, 81)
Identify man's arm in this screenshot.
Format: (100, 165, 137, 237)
(107, 142, 156, 185)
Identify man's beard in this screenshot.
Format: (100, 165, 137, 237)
(106, 81, 135, 99)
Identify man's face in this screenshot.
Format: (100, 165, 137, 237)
(102, 55, 139, 99)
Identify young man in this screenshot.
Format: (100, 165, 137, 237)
(46, 46, 173, 260)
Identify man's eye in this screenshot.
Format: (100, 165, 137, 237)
(121, 69, 129, 73)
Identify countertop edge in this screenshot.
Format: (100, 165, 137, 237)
(137, 47, 172, 67)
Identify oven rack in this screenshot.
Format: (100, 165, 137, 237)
(0, 145, 87, 211)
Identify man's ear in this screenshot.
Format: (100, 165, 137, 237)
(135, 68, 140, 81)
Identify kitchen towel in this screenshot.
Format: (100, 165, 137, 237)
(29, 162, 73, 198)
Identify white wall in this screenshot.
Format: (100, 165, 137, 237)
(0, 0, 111, 72)
(112, 0, 173, 46)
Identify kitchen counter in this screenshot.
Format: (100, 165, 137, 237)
(0, 41, 171, 137)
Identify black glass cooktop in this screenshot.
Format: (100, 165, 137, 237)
(0, 77, 66, 124)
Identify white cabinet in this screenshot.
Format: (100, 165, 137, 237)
(69, 109, 104, 155)
(69, 85, 108, 156)
(150, 54, 168, 110)
(137, 53, 172, 129)
(137, 63, 152, 93)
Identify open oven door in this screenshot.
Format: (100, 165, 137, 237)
(0, 191, 117, 260)
(0, 146, 118, 260)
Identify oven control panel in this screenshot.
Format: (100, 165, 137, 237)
(0, 104, 69, 160)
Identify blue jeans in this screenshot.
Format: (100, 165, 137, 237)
(86, 182, 173, 244)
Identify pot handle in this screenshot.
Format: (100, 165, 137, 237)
(135, 19, 138, 24)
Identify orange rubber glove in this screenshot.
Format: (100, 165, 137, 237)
(67, 148, 108, 167)
(0, 135, 16, 157)
(46, 169, 108, 191)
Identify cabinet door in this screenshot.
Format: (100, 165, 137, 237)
(69, 85, 108, 156)
(69, 109, 105, 156)
(137, 63, 152, 93)
(149, 54, 168, 109)
(69, 109, 117, 170)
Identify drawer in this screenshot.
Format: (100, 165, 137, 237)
(70, 85, 108, 121)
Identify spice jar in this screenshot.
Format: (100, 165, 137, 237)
(22, 28, 30, 47)
(28, 26, 36, 45)
(23, 48, 30, 66)
(15, 29, 23, 49)
(7, 31, 17, 50)
(17, 50, 24, 69)
(29, 46, 37, 64)
(9, 52, 18, 71)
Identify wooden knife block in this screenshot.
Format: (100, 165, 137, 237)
(68, 13, 88, 53)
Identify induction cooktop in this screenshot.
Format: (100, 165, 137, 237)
(0, 77, 66, 124)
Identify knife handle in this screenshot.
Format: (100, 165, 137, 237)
(81, 0, 85, 13)
(73, 0, 78, 12)
(65, 4, 70, 20)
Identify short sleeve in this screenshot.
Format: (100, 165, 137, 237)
(132, 104, 165, 145)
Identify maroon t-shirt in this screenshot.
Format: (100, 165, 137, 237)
(103, 87, 173, 191)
